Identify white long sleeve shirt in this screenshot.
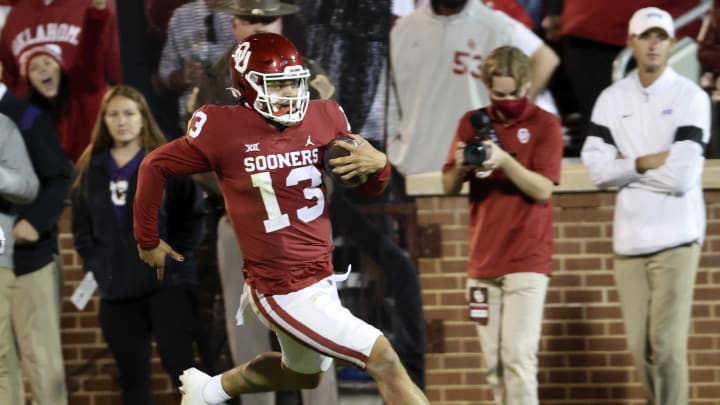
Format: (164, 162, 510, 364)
(581, 68, 711, 255)
(387, 0, 541, 176)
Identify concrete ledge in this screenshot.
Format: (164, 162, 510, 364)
(406, 159, 720, 196)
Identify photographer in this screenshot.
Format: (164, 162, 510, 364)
(441, 46, 563, 404)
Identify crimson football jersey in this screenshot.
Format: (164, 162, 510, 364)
(134, 100, 390, 295)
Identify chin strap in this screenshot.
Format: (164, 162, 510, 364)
(227, 87, 242, 99)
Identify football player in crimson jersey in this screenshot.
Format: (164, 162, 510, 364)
(133, 33, 430, 405)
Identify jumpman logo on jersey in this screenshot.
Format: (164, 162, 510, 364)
(305, 135, 315, 147)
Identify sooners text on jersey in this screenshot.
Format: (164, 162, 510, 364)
(187, 100, 351, 294)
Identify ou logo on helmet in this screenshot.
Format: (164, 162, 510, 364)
(233, 42, 252, 73)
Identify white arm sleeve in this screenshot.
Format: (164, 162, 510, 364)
(0, 115, 39, 204)
(636, 90, 711, 194)
(581, 91, 642, 189)
(506, 12, 543, 56)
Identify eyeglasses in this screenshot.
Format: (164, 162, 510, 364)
(205, 13, 216, 43)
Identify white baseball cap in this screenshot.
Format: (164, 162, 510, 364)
(629, 7, 675, 38)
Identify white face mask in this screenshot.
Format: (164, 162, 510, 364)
(248, 67, 311, 126)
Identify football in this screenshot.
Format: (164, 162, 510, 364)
(324, 135, 368, 188)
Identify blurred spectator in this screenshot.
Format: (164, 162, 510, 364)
(157, 0, 235, 131)
(113, 0, 190, 138)
(71, 85, 206, 405)
(145, 0, 192, 45)
(17, 0, 118, 162)
(190, 2, 338, 404)
(697, 0, 720, 157)
(442, 45, 562, 404)
(542, 0, 702, 156)
(581, 8, 709, 405)
(296, 0, 391, 140)
(699, 0, 720, 96)
(0, 63, 72, 405)
(0, 0, 121, 98)
(387, 0, 559, 177)
(483, 0, 534, 29)
(515, 0, 543, 29)
(0, 112, 39, 405)
(192, 3, 334, 109)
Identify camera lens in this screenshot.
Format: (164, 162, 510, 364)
(463, 142, 487, 166)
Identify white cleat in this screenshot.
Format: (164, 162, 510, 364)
(179, 367, 212, 405)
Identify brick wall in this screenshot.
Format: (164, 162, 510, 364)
(54, 190, 720, 404)
(417, 191, 720, 405)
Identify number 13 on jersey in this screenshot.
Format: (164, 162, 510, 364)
(187, 109, 325, 234)
(252, 165, 325, 233)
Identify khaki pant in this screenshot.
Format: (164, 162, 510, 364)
(469, 272, 549, 405)
(614, 243, 700, 405)
(0, 268, 21, 405)
(12, 260, 67, 405)
(217, 216, 338, 405)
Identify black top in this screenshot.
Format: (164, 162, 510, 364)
(0, 89, 73, 275)
(72, 150, 206, 300)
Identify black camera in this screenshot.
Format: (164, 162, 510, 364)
(463, 108, 495, 166)
(463, 141, 490, 166)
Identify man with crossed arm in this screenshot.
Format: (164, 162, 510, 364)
(581, 7, 710, 405)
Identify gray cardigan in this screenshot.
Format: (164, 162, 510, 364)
(0, 113, 39, 269)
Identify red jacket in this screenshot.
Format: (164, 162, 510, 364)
(0, 0, 121, 97)
(55, 7, 112, 162)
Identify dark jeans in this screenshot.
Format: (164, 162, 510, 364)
(562, 36, 623, 155)
(708, 101, 720, 158)
(99, 285, 198, 405)
(329, 183, 426, 389)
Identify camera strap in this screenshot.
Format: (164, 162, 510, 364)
(470, 108, 500, 144)
(470, 108, 516, 156)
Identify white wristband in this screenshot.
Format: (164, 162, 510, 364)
(202, 374, 232, 404)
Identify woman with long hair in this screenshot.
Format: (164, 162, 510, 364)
(71, 84, 206, 404)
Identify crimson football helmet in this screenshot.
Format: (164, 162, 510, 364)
(229, 33, 310, 126)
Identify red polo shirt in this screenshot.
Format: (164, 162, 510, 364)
(443, 103, 563, 279)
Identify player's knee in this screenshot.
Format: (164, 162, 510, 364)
(365, 335, 403, 380)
